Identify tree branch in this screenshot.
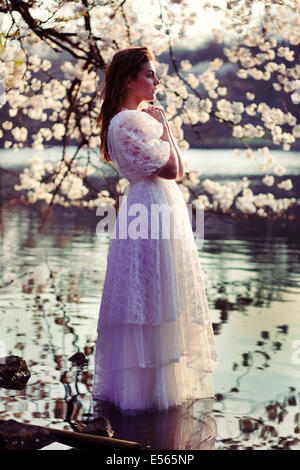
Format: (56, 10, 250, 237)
(8, 0, 105, 68)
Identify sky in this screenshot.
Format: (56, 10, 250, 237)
(0, 1, 226, 47)
(0, 0, 267, 51)
(133, 0, 228, 48)
(134, 0, 267, 49)
(175, 1, 227, 48)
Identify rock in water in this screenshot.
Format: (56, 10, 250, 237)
(0, 420, 55, 450)
(0, 356, 31, 390)
(68, 352, 88, 366)
(70, 415, 114, 438)
(82, 417, 114, 438)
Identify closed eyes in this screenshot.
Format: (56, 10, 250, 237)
(147, 71, 159, 79)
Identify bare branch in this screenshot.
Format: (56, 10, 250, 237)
(7, 0, 105, 68)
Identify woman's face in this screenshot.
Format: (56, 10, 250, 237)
(127, 61, 160, 103)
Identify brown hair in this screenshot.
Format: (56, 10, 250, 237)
(98, 47, 155, 162)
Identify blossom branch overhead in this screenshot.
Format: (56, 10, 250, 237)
(0, 0, 299, 221)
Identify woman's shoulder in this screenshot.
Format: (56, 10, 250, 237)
(109, 109, 161, 135)
(108, 109, 136, 131)
(110, 108, 159, 125)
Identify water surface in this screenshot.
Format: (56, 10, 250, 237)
(1, 201, 300, 450)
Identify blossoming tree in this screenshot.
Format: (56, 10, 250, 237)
(0, 0, 299, 223)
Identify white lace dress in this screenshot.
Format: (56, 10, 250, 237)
(92, 109, 218, 411)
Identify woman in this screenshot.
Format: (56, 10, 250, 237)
(92, 47, 218, 412)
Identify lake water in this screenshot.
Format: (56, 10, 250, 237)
(0, 147, 300, 450)
(1, 146, 300, 178)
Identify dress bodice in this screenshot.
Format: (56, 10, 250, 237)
(107, 109, 170, 184)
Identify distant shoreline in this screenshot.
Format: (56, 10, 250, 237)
(187, 138, 300, 151)
(0, 141, 299, 152)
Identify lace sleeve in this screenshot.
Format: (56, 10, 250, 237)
(109, 110, 170, 177)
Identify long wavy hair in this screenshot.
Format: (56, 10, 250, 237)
(99, 47, 155, 162)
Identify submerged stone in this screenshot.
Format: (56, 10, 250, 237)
(0, 356, 31, 390)
(82, 417, 114, 438)
(68, 352, 88, 366)
(0, 419, 55, 450)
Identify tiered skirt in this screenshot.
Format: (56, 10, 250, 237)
(92, 177, 218, 411)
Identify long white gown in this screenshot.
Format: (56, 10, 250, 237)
(92, 109, 218, 411)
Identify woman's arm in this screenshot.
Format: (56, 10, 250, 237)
(164, 119, 185, 179)
(142, 107, 185, 180)
(141, 107, 178, 179)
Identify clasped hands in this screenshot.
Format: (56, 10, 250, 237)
(142, 106, 167, 126)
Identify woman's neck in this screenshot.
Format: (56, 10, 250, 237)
(121, 96, 141, 111)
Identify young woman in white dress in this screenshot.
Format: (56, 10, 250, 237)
(92, 47, 218, 412)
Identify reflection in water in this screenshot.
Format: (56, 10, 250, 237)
(213, 386, 300, 450)
(0, 201, 300, 449)
(92, 398, 217, 450)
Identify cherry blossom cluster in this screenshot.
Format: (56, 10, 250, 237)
(0, 0, 298, 219)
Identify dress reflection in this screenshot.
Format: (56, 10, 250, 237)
(93, 397, 217, 450)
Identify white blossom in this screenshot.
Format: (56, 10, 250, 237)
(245, 149, 254, 159)
(292, 125, 300, 138)
(274, 164, 286, 177)
(192, 194, 211, 209)
(262, 175, 274, 187)
(1, 0, 298, 213)
(235, 196, 256, 214)
(53, 123, 65, 140)
(186, 73, 199, 88)
(245, 103, 257, 116)
(277, 179, 293, 191)
(2, 121, 13, 130)
(258, 146, 269, 156)
(217, 87, 227, 96)
(180, 60, 192, 71)
(11, 127, 28, 142)
(246, 92, 255, 101)
(209, 58, 223, 71)
(290, 80, 300, 104)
